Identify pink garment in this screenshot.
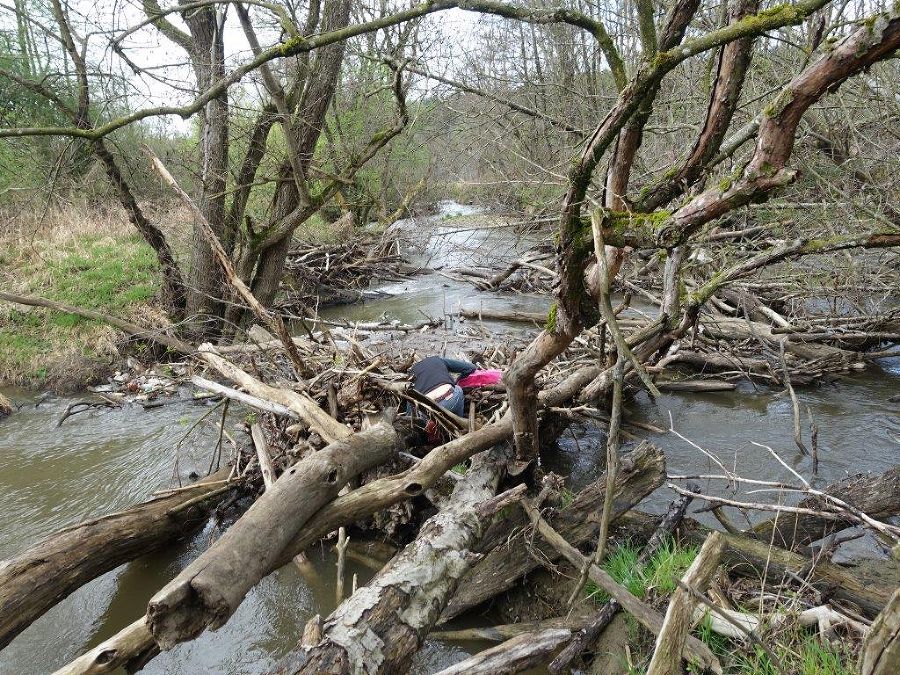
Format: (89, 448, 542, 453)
(458, 369, 503, 389)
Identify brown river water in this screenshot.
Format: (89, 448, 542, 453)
(1, 203, 898, 673)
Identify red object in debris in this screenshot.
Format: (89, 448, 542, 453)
(458, 369, 503, 388)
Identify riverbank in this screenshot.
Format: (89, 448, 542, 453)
(0, 203, 170, 391)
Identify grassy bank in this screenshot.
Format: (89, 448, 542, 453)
(0, 202, 171, 391)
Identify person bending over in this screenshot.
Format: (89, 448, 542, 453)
(409, 355, 476, 417)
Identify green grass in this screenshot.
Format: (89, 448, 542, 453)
(42, 235, 158, 320)
(0, 232, 161, 388)
(696, 624, 856, 675)
(692, 603, 856, 675)
(587, 543, 857, 675)
(585, 538, 699, 604)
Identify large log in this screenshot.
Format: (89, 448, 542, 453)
(443, 441, 666, 620)
(274, 448, 508, 675)
(751, 465, 900, 549)
(701, 316, 860, 364)
(55, 374, 617, 672)
(52, 618, 157, 675)
(146, 420, 398, 649)
(0, 467, 240, 650)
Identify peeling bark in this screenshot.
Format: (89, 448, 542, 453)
(443, 441, 666, 620)
(276, 448, 508, 675)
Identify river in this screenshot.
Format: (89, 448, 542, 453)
(1, 202, 898, 673)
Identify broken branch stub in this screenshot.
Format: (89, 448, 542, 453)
(146, 421, 398, 649)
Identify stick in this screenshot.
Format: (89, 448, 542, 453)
(335, 527, 348, 604)
(780, 339, 809, 455)
(567, 357, 624, 608)
(521, 500, 722, 673)
(550, 492, 694, 673)
(646, 532, 725, 675)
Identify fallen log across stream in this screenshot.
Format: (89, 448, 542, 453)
(0, 466, 244, 650)
(146, 419, 398, 648)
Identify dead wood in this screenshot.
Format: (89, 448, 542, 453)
(432, 628, 572, 675)
(0, 467, 240, 650)
(646, 532, 725, 675)
(146, 148, 312, 378)
(751, 465, 900, 549)
(550, 492, 694, 673)
(0, 392, 12, 418)
(52, 617, 157, 675)
(459, 307, 547, 324)
(274, 448, 508, 675)
(522, 496, 722, 673)
(442, 441, 666, 620)
(860, 587, 900, 675)
(146, 420, 398, 649)
(619, 510, 898, 618)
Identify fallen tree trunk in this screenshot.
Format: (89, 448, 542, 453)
(443, 441, 666, 620)
(751, 465, 900, 549)
(702, 316, 860, 365)
(274, 448, 508, 674)
(432, 628, 572, 675)
(56, 370, 625, 671)
(146, 420, 398, 649)
(459, 307, 547, 324)
(0, 467, 240, 650)
(52, 617, 158, 675)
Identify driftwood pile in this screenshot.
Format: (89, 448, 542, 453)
(0, 292, 898, 674)
(278, 231, 422, 311)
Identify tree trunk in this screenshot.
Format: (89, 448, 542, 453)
(0, 467, 239, 650)
(443, 441, 665, 620)
(276, 448, 506, 675)
(184, 7, 230, 336)
(146, 420, 398, 649)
